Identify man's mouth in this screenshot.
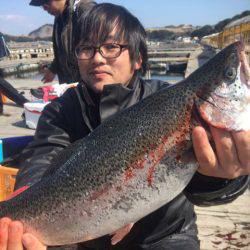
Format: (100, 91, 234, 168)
(89, 70, 111, 77)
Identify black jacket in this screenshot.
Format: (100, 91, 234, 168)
(49, 0, 95, 84)
(15, 76, 249, 249)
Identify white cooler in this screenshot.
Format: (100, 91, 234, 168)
(24, 101, 50, 129)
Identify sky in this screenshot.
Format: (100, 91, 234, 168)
(0, 0, 249, 35)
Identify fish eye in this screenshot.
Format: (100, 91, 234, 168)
(224, 67, 236, 80)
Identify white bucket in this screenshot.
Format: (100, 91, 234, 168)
(24, 101, 50, 129)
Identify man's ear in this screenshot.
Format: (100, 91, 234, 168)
(134, 54, 142, 70)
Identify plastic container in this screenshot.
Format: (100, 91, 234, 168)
(0, 165, 18, 201)
(24, 100, 50, 129)
(0, 93, 7, 104)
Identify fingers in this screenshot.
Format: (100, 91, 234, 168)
(192, 126, 218, 176)
(0, 218, 24, 250)
(111, 223, 134, 245)
(8, 221, 24, 250)
(0, 218, 11, 250)
(0, 218, 46, 250)
(22, 234, 47, 250)
(210, 126, 241, 178)
(232, 130, 250, 175)
(0, 218, 47, 250)
(193, 125, 250, 179)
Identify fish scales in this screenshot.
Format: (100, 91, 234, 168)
(0, 41, 249, 245)
(1, 86, 196, 244)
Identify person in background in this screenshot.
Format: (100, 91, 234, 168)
(0, 35, 29, 110)
(0, 3, 249, 250)
(29, 0, 95, 84)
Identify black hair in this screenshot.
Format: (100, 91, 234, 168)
(75, 3, 148, 75)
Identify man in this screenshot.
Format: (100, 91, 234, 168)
(0, 35, 28, 110)
(0, 3, 249, 250)
(29, 0, 95, 84)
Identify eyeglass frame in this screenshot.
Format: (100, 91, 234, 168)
(75, 43, 129, 60)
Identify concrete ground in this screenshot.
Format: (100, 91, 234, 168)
(197, 190, 250, 250)
(0, 77, 250, 250)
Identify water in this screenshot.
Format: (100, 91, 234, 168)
(151, 74, 184, 83)
(7, 71, 184, 84)
(7, 71, 58, 81)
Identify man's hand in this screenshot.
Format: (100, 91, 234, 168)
(42, 68, 55, 83)
(0, 217, 47, 250)
(193, 126, 250, 179)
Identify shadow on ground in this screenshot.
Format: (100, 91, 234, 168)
(4, 103, 21, 107)
(12, 120, 28, 129)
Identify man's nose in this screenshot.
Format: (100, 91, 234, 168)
(92, 50, 106, 63)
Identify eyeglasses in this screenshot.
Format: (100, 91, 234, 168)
(75, 43, 129, 60)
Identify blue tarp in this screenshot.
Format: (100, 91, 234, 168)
(0, 136, 33, 160)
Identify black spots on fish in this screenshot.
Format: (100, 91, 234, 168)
(183, 86, 194, 97)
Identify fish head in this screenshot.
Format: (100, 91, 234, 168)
(195, 41, 250, 131)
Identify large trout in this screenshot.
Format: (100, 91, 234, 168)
(0, 41, 249, 245)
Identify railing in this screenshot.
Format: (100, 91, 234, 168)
(201, 20, 250, 64)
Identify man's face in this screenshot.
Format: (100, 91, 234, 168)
(77, 32, 142, 94)
(42, 0, 66, 16)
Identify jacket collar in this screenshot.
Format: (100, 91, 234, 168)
(80, 73, 143, 122)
